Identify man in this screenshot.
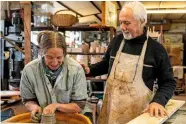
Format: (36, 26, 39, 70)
(85, 1, 176, 124)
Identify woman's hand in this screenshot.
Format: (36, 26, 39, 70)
(142, 102, 168, 118)
(43, 103, 58, 114)
(25, 101, 42, 122)
(58, 103, 81, 113)
(31, 106, 42, 122)
(43, 103, 81, 114)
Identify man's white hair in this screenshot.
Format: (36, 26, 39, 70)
(122, 1, 147, 24)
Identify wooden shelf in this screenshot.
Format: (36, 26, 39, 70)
(86, 78, 106, 82)
(68, 52, 105, 55)
(31, 26, 115, 32)
(164, 32, 185, 35)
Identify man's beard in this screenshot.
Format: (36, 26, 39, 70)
(122, 31, 134, 40)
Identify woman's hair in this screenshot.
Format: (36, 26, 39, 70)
(37, 31, 67, 56)
(122, 1, 147, 24)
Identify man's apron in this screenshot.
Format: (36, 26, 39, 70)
(98, 38, 153, 124)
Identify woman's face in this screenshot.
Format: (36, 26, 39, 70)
(44, 48, 64, 70)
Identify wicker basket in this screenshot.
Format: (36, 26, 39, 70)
(51, 10, 78, 26)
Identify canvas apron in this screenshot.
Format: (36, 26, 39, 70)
(98, 38, 153, 124)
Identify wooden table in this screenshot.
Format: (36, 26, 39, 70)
(127, 99, 185, 124)
(0, 91, 20, 101)
(1, 91, 29, 121)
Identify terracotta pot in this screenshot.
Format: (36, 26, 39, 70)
(96, 47, 100, 53)
(81, 43, 89, 54)
(91, 41, 100, 53)
(100, 47, 105, 53)
(89, 47, 94, 53)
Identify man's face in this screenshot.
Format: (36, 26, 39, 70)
(44, 48, 64, 70)
(119, 7, 142, 40)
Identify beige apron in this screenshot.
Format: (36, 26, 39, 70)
(98, 38, 153, 124)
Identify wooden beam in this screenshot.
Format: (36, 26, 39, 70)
(94, 14, 101, 21)
(171, 19, 186, 23)
(20, 1, 30, 5)
(180, 13, 186, 20)
(102, 1, 106, 26)
(116, 1, 122, 10)
(90, 1, 101, 21)
(20, 1, 31, 64)
(56, 1, 83, 17)
(0, 34, 24, 54)
(90, 1, 101, 13)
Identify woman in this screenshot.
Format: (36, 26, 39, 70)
(20, 31, 88, 122)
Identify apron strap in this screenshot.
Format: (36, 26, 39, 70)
(109, 35, 149, 80)
(137, 36, 148, 67)
(134, 36, 149, 81)
(118, 40, 125, 53)
(109, 40, 125, 80)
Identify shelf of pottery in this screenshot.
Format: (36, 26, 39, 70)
(68, 40, 108, 80)
(148, 26, 185, 94)
(163, 33, 184, 94)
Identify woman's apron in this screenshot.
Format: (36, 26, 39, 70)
(98, 38, 153, 124)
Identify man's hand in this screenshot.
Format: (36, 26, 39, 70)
(79, 62, 90, 74)
(84, 66, 90, 74)
(31, 106, 42, 123)
(142, 102, 168, 118)
(43, 103, 58, 114)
